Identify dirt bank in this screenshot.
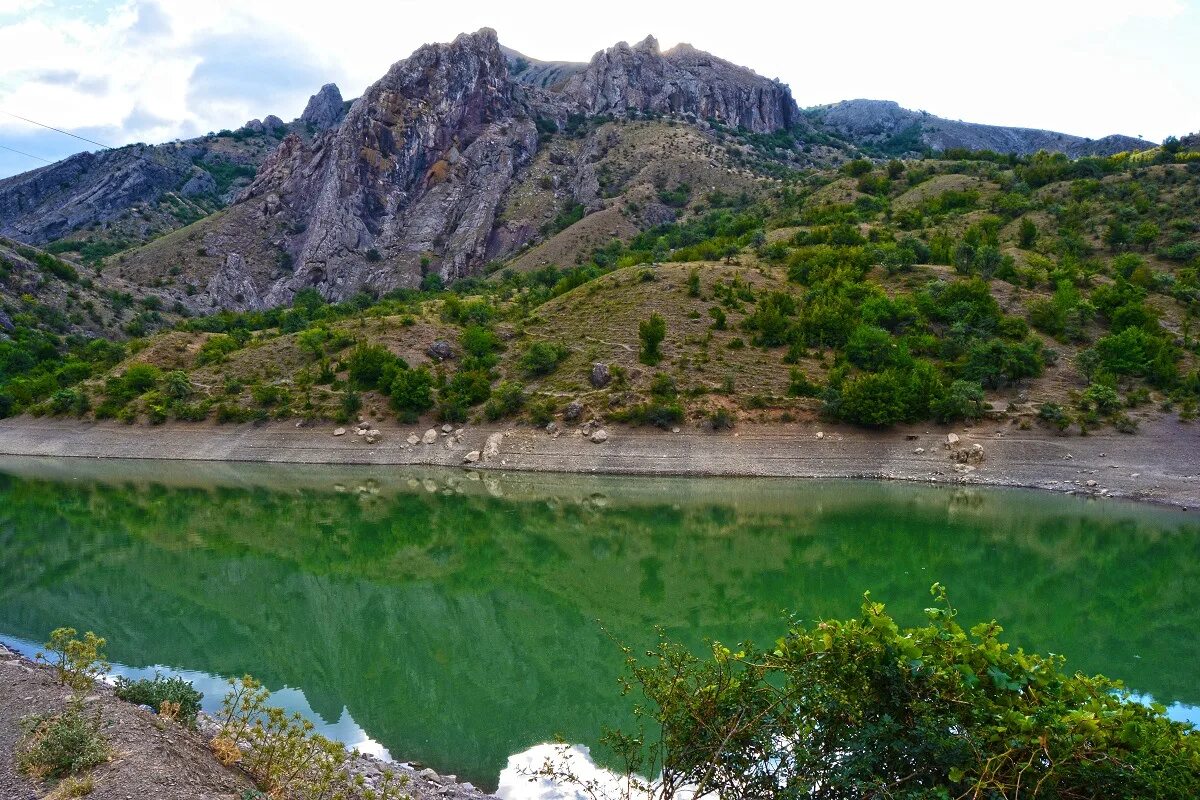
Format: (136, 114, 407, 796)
(0, 642, 495, 800)
(0, 415, 1196, 510)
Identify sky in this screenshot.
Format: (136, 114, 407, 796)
(1, 0, 1198, 179)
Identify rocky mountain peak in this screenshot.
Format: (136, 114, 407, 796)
(300, 83, 345, 130)
(562, 37, 797, 133)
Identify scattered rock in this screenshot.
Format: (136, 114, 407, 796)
(591, 429, 609, 443)
(564, 401, 583, 422)
(590, 363, 612, 389)
(545, 422, 559, 434)
(815, 431, 824, 440)
(1086, 479, 1097, 487)
(406, 433, 420, 446)
(364, 429, 381, 444)
(333, 427, 347, 436)
(441, 423, 454, 434)
(422, 429, 438, 445)
(427, 340, 455, 361)
(946, 433, 960, 446)
(463, 451, 481, 464)
(914, 447, 925, 454)
(482, 432, 503, 461)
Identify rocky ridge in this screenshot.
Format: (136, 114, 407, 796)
(810, 99, 1152, 157)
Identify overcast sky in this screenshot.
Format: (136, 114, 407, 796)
(1, 0, 1198, 179)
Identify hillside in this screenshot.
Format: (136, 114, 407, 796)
(4, 145, 1197, 440)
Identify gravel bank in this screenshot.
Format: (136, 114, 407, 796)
(0, 416, 1197, 511)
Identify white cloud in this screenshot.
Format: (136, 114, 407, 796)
(1, 0, 1197, 178)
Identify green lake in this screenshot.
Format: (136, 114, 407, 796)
(1, 457, 1198, 791)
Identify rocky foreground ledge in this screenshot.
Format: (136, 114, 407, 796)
(0, 643, 495, 800)
(0, 415, 1197, 511)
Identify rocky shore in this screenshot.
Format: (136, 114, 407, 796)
(0, 415, 1197, 511)
(0, 642, 495, 800)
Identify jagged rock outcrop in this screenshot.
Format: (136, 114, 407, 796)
(810, 99, 1152, 157)
(223, 28, 538, 306)
(300, 84, 346, 131)
(562, 36, 798, 133)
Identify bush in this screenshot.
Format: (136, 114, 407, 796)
(540, 584, 1200, 800)
(36, 628, 109, 691)
(17, 698, 109, 781)
(638, 314, 667, 365)
(114, 674, 203, 726)
(213, 675, 407, 800)
(518, 341, 569, 377)
(389, 367, 434, 422)
(484, 380, 525, 420)
(346, 344, 399, 390)
(828, 371, 906, 426)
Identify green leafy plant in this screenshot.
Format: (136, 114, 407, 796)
(534, 584, 1200, 799)
(114, 674, 203, 726)
(16, 697, 109, 781)
(37, 628, 109, 691)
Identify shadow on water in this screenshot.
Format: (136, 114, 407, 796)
(1, 456, 1198, 790)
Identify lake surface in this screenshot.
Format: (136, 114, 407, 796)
(2, 457, 1198, 791)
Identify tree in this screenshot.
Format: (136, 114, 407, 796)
(844, 325, 894, 371)
(639, 314, 667, 365)
(347, 344, 399, 390)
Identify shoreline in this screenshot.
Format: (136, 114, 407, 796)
(0, 415, 1197, 511)
(0, 641, 496, 800)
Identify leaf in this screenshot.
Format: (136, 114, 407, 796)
(948, 766, 966, 783)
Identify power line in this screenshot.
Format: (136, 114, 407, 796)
(0, 142, 53, 163)
(1, 110, 114, 150)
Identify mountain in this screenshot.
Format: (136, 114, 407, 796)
(809, 99, 1151, 158)
(0, 29, 1163, 314)
(0, 83, 350, 251)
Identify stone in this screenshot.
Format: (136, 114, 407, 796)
(590, 429, 609, 443)
(427, 340, 455, 361)
(406, 433, 420, 446)
(563, 401, 583, 422)
(422, 428, 438, 445)
(815, 431, 824, 440)
(333, 427, 347, 436)
(590, 363, 612, 389)
(946, 433, 961, 446)
(914, 447, 925, 454)
(300, 83, 345, 131)
(441, 423, 454, 434)
(1086, 479, 1097, 487)
(356, 428, 366, 435)
(545, 422, 559, 434)
(463, 451, 481, 463)
(482, 432, 504, 461)
(364, 429, 381, 444)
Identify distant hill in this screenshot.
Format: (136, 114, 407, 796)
(809, 99, 1151, 158)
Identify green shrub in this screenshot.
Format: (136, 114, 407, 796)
(542, 584, 1200, 800)
(389, 367, 434, 422)
(16, 698, 109, 781)
(518, 341, 569, 377)
(346, 344, 400, 390)
(114, 674, 203, 725)
(638, 314, 667, 365)
(36, 628, 109, 691)
(484, 380, 525, 420)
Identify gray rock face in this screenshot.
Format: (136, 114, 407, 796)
(0, 308, 13, 332)
(810, 99, 1152, 157)
(300, 84, 345, 131)
(228, 28, 540, 305)
(562, 36, 798, 133)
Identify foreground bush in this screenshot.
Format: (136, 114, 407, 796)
(114, 673, 203, 726)
(214, 675, 406, 800)
(17, 698, 109, 781)
(538, 584, 1200, 798)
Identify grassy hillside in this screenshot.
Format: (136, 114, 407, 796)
(3, 146, 1199, 436)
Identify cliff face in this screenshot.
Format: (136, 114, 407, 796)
(811, 99, 1152, 158)
(562, 36, 798, 133)
(221, 28, 537, 307)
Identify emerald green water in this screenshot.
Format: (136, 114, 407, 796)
(1, 457, 1198, 790)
